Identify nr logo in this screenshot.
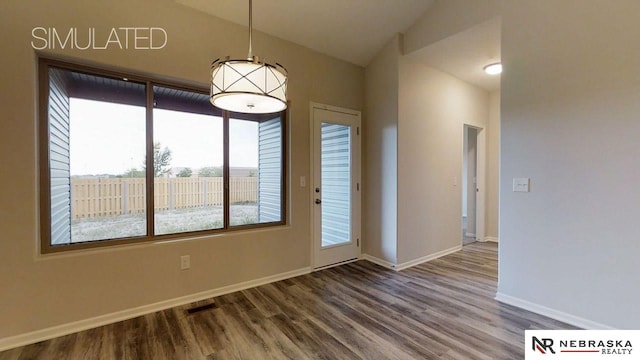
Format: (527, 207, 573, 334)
(533, 337, 556, 354)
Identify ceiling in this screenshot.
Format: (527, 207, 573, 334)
(405, 17, 502, 91)
(175, 1, 501, 91)
(175, 0, 435, 67)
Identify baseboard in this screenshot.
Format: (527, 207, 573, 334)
(465, 232, 476, 238)
(482, 236, 498, 243)
(314, 257, 359, 271)
(395, 245, 462, 271)
(362, 245, 462, 272)
(361, 254, 396, 270)
(495, 292, 615, 330)
(0, 267, 311, 352)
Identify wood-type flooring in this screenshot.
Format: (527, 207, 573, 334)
(0, 242, 574, 359)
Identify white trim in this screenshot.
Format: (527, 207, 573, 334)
(0, 267, 311, 352)
(309, 104, 316, 269)
(313, 257, 359, 271)
(395, 245, 462, 271)
(310, 101, 360, 116)
(362, 245, 462, 271)
(361, 254, 396, 270)
(475, 127, 486, 245)
(494, 292, 616, 330)
(482, 236, 499, 243)
(461, 124, 486, 248)
(465, 232, 476, 238)
(310, 103, 362, 269)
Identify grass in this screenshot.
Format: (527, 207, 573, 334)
(71, 205, 259, 243)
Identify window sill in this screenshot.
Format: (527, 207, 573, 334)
(36, 223, 292, 261)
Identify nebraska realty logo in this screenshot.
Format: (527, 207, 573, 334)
(526, 330, 640, 359)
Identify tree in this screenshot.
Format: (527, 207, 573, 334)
(143, 142, 172, 177)
(121, 168, 145, 178)
(198, 166, 223, 177)
(177, 168, 192, 178)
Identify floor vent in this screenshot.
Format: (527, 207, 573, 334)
(186, 303, 216, 315)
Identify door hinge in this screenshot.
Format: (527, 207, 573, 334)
(357, 183, 360, 191)
(357, 126, 360, 136)
(357, 238, 360, 247)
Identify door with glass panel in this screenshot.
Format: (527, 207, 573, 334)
(312, 105, 361, 269)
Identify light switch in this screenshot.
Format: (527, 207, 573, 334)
(513, 178, 530, 192)
(300, 176, 306, 187)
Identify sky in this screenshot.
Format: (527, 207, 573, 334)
(69, 98, 258, 176)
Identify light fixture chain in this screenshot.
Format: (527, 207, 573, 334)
(248, 0, 253, 60)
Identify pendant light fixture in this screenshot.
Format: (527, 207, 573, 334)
(210, 0, 288, 114)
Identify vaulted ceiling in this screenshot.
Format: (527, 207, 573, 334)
(176, 0, 501, 90)
(176, 0, 436, 67)
(406, 17, 501, 91)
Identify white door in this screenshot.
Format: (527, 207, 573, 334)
(311, 104, 361, 269)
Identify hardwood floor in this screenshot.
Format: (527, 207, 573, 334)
(0, 243, 574, 359)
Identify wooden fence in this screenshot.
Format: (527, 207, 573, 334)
(71, 177, 257, 219)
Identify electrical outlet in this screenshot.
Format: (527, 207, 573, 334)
(180, 255, 190, 270)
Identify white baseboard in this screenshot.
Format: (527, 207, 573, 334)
(361, 254, 396, 270)
(395, 245, 462, 271)
(313, 258, 359, 271)
(362, 245, 462, 272)
(0, 267, 311, 352)
(465, 232, 476, 238)
(482, 236, 498, 243)
(495, 292, 615, 330)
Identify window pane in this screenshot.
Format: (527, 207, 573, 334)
(321, 123, 351, 247)
(42, 60, 289, 253)
(153, 86, 224, 235)
(229, 116, 283, 226)
(63, 71, 147, 243)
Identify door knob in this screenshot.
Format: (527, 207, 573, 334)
(315, 199, 322, 204)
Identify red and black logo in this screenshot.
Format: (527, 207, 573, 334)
(533, 337, 556, 354)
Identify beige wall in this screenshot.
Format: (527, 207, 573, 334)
(403, 0, 503, 248)
(363, 27, 499, 266)
(499, 0, 640, 328)
(397, 59, 489, 264)
(0, 0, 363, 340)
(486, 91, 500, 239)
(362, 35, 401, 264)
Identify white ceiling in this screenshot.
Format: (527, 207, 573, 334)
(176, 1, 501, 91)
(405, 17, 502, 91)
(175, 0, 435, 67)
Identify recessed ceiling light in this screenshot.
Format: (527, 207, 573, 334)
(483, 63, 502, 75)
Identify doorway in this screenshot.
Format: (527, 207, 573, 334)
(310, 103, 361, 269)
(463, 125, 485, 245)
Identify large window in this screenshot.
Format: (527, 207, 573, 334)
(39, 58, 286, 253)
